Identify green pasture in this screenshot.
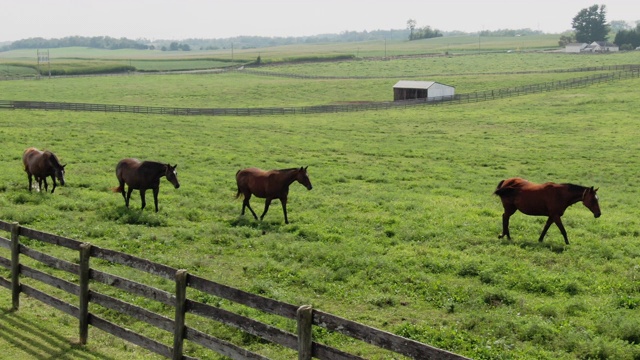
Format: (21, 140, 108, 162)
(1, 52, 640, 359)
(0, 34, 563, 75)
(1, 52, 639, 108)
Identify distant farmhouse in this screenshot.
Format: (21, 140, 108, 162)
(565, 41, 619, 53)
(393, 81, 455, 101)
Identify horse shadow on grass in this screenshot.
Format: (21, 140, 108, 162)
(228, 216, 292, 235)
(499, 237, 568, 254)
(100, 206, 168, 227)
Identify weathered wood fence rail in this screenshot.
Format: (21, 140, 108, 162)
(1, 68, 638, 116)
(0, 220, 469, 360)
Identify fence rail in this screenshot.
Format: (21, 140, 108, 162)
(0, 220, 469, 359)
(1, 68, 638, 117)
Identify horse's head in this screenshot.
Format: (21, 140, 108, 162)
(582, 187, 601, 218)
(165, 164, 180, 189)
(296, 166, 313, 190)
(55, 164, 66, 186)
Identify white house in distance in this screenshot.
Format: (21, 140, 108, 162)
(393, 81, 455, 101)
(565, 41, 619, 53)
(585, 41, 619, 52)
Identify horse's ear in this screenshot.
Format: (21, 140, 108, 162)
(594, 187, 599, 192)
(62, 164, 67, 168)
(174, 164, 178, 169)
(304, 166, 308, 171)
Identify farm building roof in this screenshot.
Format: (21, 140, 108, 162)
(393, 81, 453, 89)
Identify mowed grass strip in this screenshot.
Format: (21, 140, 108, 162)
(0, 64, 639, 358)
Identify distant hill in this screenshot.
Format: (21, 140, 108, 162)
(1, 28, 548, 52)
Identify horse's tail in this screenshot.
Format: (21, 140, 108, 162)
(235, 169, 243, 199)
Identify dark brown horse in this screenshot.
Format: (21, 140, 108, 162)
(113, 158, 180, 212)
(494, 177, 601, 244)
(22, 147, 66, 193)
(235, 167, 312, 224)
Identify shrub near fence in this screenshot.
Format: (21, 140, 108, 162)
(0, 220, 469, 360)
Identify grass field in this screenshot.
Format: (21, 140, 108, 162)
(0, 34, 562, 75)
(1, 48, 640, 359)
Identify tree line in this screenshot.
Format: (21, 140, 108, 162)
(614, 24, 640, 50)
(406, 20, 442, 41)
(1, 36, 150, 51)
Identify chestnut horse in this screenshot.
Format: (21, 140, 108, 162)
(494, 177, 601, 244)
(22, 147, 66, 193)
(235, 167, 312, 224)
(113, 158, 180, 212)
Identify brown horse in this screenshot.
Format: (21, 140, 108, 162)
(113, 158, 180, 212)
(494, 177, 601, 244)
(22, 147, 66, 193)
(235, 167, 312, 224)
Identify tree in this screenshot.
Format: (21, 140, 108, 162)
(407, 19, 417, 40)
(558, 33, 576, 47)
(572, 4, 610, 43)
(614, 23, 640, 49)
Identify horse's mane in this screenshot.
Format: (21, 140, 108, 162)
(46, 151, 63, 168)
(562, 183, 587, 193)
(494, 186, 519, 197)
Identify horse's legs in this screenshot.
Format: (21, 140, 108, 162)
(50, 176, 57, 194)
(540, 216, 569, 244)
(281, 197, 289, 224)
(27, 173, 33, 191)
(125, 187, 134, 208)
(241, 194, 258, 219)
(140, 189, 147, 210)
(553, 216, 570, 245)
(260, 198, 272, 221)
(41, 177, 48, 192)
(118, 180, 126, 201)
(152, 187, 159, 213)
(498, 205, 516, 240)
(538, 217, 554, 242)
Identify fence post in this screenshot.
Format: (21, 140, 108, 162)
(173, 269, 188, 360)
(10, 222, 20, 310)
(79, 243, 92, 344)
(297, 305, 313, 360)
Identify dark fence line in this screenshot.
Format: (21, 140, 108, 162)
(1, 68, 638, 117)
(0, 220, 469, 360)
(3, 59, 638, 82)
(238, 64, 640, 80)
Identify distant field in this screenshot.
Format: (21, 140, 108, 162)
(1, 49, 640, 359)
(0, 34, 564, 75)
(0, 52, 638, 108)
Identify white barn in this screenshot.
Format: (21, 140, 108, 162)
(565, 43, 588, 53)
(393, 81, 455, 101)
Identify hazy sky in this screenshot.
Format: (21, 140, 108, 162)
(2, 0, 639, 42)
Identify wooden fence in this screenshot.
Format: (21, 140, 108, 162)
(1, 67, 638, 117)
(0, 220, 469, 360)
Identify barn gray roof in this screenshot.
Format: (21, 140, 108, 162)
(393, 80, 452, 89)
